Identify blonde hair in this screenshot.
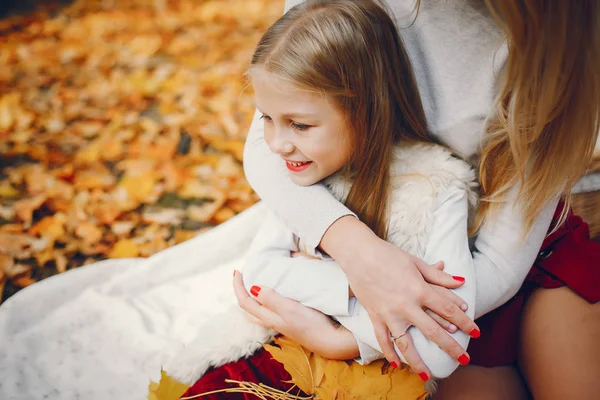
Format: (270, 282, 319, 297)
(472, 0, 600, 234)
(249, 0, 436, 239)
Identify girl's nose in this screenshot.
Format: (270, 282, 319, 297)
(269, 129, 295, 156)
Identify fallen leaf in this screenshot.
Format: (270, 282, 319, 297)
(148, 370, 189, 400)
(109, 239, 140, 258)
(264, 336, 427, 400)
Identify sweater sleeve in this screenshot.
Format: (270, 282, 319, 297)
(243, 109, 356, 250)
(336, 187, 475, 378)
(241, 210, 351, 316)
(472, 188, 558, 318)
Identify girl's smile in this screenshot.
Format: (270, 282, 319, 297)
(284, 159, 313, 173)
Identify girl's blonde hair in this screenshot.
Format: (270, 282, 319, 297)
(473, 0, 600, 234)
(249, 0, 436, 239)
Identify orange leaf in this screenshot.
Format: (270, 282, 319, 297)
(109, 239, 139, 258)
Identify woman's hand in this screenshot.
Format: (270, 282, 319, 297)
(233, 270, 360, 360)
(321, 216, 479, 375)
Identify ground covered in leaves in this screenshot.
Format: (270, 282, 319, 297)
(0, 0, 284, 303)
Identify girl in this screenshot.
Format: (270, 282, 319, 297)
(174, 0, 481, 396)
(237, 0, 600, 399)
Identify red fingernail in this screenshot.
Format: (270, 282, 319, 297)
(250, 286, 261, 297)
(418, 372, 429, 382)
(469, 328, 481, 338)
(390, 362, 398, 369)
(452, 276, 465, 283)
(233, 270, 236, 277)
(458, 354, 470, 366)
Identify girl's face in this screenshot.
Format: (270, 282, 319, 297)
(251, 69, 352, 186)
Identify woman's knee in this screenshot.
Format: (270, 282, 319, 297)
(519, 286, 600, 399)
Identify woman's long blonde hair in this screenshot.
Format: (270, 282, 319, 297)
(473, 0, 600, 233)
(249, 0, 435, 239)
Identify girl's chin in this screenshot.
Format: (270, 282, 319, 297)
(290, 173, 320, 187)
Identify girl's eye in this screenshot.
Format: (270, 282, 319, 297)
(291, 121, 310, 131)
(260, 114, 272, 122)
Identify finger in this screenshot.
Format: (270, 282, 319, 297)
(233, 272, 284, 329)
(424, 294, 480, 338)
(393, 330, 431, 381)
(425, 309, 457, 333)
(411, 310, 471, 365)
(433, 285, 468, 312)
(373, 320, 401, 368)
(415, 258, 464, 289)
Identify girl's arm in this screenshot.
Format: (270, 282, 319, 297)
(243, 186, 476, 378)
(241, 210, 351, 316)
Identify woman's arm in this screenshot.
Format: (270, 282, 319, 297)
(336, 187, 476, 378)
(471, 188, 559, 318)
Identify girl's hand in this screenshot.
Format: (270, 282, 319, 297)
(233, 270, 360, 360)
(321, 216, 479, 374)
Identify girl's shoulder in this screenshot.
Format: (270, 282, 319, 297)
(391, 141, 477, 190)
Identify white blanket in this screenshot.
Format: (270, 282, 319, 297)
(0, 203, 266, 400)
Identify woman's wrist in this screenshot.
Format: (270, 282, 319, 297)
(319, 215, 379, 270)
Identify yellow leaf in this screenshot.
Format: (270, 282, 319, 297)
(0, 181, 19, 198)
(263, 336, 316, 394)
(265, 337, 427, 400)
(109, 239, 139, 258)
(119, 172, 156, 203)
(148, 370, 189, 400)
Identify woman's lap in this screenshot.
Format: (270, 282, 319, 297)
(469, 207, 600, 367)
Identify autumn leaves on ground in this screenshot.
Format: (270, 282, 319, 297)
(0, 0, 284, 303)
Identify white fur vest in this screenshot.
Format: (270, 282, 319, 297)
(165, 142, 478, 385)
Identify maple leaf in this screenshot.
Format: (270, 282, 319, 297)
(148, 370, 189, 400)
(264, 336, 427, 400)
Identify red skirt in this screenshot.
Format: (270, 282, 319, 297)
(181, 207, 600, 398)
(468, 207, 600, 367)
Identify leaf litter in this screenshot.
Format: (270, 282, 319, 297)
(0, 0, 285, 302)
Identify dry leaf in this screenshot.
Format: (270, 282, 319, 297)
(264, 336, 427, 400)
(109, 239, 140, 258)
(148, 370, 189, 400)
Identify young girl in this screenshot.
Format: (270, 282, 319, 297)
(171, 0, 482, 396)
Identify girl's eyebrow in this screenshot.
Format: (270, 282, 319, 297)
(282, 112, 317, 119)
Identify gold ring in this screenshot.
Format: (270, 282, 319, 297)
(390, 330, 408, 341)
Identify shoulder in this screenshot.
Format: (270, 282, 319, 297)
(390, 142, 477, 205)
(391, 142, 477, 187)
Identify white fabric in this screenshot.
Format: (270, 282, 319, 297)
(244, 0, 558, 319)
(0, 206, 265, 400)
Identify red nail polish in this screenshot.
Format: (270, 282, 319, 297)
(452, 276, 465, 283)
(458, 354, 470, 366)
(469, 328, 481, 338)
(390, 362, 398, 369)
(418, 372, 429, 382)
(250, 286, 261, 297)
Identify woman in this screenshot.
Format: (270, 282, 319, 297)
(240, 0, 600, 398)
